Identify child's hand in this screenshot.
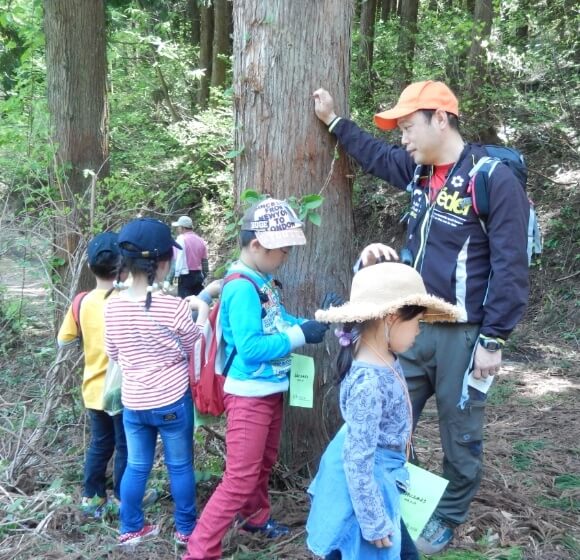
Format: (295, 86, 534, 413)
(186, 295, 208, 311)
(186, 295, 210, 324)
(204, 279, 223, 299)
(300, 320, 329, 344)
(320, 291, 345, 310)
(359, 243, 399, 266)
(371, 535, 393, 548)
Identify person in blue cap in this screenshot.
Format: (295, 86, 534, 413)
(58, 232, 127, 518)
(105, 218, 209, 547)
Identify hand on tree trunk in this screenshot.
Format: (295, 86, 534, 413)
(313, 88, 338, 125)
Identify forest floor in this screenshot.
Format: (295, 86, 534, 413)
(1, 164, 579, 560)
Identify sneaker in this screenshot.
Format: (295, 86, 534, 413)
(80, 496, 107, 519)
(240, 517, 290, 539)
(118, 524, 159, 546)
(174, 530, 191, 546)
(415, 515, 454, 555)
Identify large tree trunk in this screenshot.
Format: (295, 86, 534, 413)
(396, 0, 420, 89)
(187, 0, 201, 47)
(380, 0, 393, 20)
(467, 0, 493, 83)
(358, 0, 377, 93)
(233, 0, 355, 471)
(197, 2, 214, 108)
(211, 0, 230, 88)
(44, 0, 108, 317)
(466, 0, 498, 142)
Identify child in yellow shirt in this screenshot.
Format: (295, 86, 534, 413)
(58, 232, 127, 517)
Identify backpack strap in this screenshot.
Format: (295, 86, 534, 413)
(221, 272, 269, 375)
(468, 156, 503, 231)
(71, 291, 88, 337)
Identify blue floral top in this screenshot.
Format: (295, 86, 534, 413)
(340, 359, 412, 541)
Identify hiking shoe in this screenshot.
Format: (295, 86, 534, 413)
(142, 488, 159, 507)
(112, 488, 159, 510)
(240, 517, 290, 539)
(80, 495, 107, 519)
(415, 515, 454, 555)
(174, 530, 191, 546)
(118, 524, 159, 546)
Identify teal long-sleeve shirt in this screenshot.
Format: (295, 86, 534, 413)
(220, 262, 306, 397)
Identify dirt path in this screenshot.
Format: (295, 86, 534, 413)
(0, 241, 578, 559)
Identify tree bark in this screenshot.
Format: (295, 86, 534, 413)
(44, 0, 109, 196)
(44, 0, 108, 310)
(466, 0, 499, 142)
(359, 0, 377, 92)
(187, 0, 201, 46)
(467, 0, 493, 91)
(233, 0, 355, 471)
(197, 2, 214, 108)
(396, 0, 420, 89)
(380, 0, 392, 20)
(211, 0, 230, 88)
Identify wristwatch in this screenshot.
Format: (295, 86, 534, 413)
(478, 335, 503, 352)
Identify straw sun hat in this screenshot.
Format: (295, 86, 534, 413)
(315, 262, 461, 324)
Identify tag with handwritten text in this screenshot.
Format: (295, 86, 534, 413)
(401, 463, 449, 541)
(289, 353, 315, 408)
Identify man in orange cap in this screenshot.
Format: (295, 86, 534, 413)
(313, 82, 530, 554)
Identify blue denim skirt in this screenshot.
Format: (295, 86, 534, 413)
(306, 425, 409, 560)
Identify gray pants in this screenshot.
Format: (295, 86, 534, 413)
(399, 322, 484, 526)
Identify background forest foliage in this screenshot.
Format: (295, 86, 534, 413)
(0, 0, 577, 241)
(0, 1, 578, 559)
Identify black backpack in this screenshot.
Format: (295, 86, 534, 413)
(469, 145, 543, 265)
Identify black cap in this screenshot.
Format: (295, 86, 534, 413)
(118, 218, 181, 258)
(87, 232, 120, 266)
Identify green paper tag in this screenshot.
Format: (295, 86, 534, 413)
(289, 353, 315, 408)
(401, 463, 449, 541)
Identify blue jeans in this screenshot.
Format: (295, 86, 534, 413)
(121, 392, 196, 534)
(84, 409, 127, 500)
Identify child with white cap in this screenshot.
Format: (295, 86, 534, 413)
(185, 198, 330, 560)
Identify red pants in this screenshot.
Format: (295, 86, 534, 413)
(184, 392, 284, 560)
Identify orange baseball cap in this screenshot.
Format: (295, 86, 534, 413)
(374, 81, 459, 130)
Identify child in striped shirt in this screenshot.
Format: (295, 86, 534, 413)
(105, 218, 209, 547)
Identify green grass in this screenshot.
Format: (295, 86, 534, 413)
(537, 496, 580, 513)
(554, 474, 580, 489)
(535, 472, 580, 513)
(559, 534, 580, 555)
(487, 378, 518, 405)
(422, 547, 523, 560)
(511, 439, 546, 471)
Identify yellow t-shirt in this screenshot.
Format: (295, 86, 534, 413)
(57, 289, 113, 410)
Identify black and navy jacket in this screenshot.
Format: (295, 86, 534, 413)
(333, 118, 529, 340)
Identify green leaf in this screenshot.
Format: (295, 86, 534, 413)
(302, 196, 324, 210)
(225, 145, 244, 158)
(241, 189, 262, 203)
(307, 212, 322, 226)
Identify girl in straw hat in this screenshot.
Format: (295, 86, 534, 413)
(306, 262, 460, 560)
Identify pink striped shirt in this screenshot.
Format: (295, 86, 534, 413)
(105, 292, 201, 410)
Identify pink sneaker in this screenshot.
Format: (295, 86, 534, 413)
(174, 530, 191, 546)
(118, 524, 159, 546)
